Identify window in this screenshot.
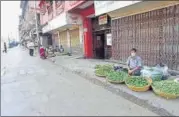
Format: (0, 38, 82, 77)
(55, 0, 63, 8)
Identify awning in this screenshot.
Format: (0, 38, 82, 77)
(42, 12, 82, 33)
(108, 1, 179, 20)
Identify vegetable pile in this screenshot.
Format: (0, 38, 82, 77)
(125, 76, 149, 87)
(152, 75, 162, 81)
(95, 69, 107, 77)
(152, 80, 179, 96)
(95, 64, 102, 69)
(95, 64, 113, 70)
(106, 71, 128, 82)
(95, 64, 113, 77)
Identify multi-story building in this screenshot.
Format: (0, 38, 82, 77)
(94, 1, 179, 70)
(39, 0, 95, 56)
(38, 0, 179, 70)
(19, 1, 41, 46)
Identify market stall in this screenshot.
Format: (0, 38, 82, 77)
(94, 64, 179, 99)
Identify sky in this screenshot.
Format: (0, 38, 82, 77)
(1, 1, 21, 41)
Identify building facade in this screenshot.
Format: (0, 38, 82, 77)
(38, 0, 179, 70)
(19, 1, 41, 46)
(94, 1, 179, 70)
(39, 0, 95, 56)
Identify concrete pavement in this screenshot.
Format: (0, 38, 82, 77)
(1, 47, 157, 116)
(48, 53, 179, 116)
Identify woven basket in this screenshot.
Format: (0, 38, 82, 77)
(106, 77, 125, 84)
(152, 86, 179, 99)
(125, 78, 152, 92)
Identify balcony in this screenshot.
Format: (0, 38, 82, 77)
(47, 5, 53, 21)
(55, 1, 65, 16)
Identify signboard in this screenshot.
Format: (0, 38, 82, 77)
(42, 12, 67, 33)
(106, 33, 112, 46)
(42, 12, 82, 33)
(94, 1, 141, 16)
(98, 14, 108, 25)
(67, 13, 82, 25)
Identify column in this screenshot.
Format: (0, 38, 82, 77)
(79, 24, 84, 53)
(67, 29, 71, 54)
(83, 17, 93, 58)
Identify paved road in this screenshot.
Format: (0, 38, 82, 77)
(1, 47, 157, 116)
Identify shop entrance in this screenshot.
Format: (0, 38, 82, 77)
(94, 32, 105, 59)
(91, 14, 111, 59)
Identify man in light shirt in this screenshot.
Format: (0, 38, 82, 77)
(28, 41, 34, 56)
(127, 48, 142, 76)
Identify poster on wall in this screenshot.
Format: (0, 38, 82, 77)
(106, 33, 112, 46)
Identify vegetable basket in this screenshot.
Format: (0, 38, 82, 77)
(125, 78, 152, 92)
(152, 85, 179, 99)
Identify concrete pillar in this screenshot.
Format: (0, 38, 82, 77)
(67, 29, 71, 54)
(79, 24, 84, 53)
(58, 31, 61, 46)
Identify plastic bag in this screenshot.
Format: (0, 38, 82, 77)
(113, 65, 123, 72)
(153, 64, 170, 80)
(154, 64, 169, 75)
(141, 66, 163, 81)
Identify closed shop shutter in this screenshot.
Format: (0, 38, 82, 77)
(70, 28, 83, 55)
(59, 30, 68, 53)
(52, 33, 59, 48)
(112, 4, 179, 70)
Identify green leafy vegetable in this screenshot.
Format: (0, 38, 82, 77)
(95, 65, 102, 69)
(152, 80, 179, 95)
(126, 76, 149, 87)
(95, 64, 113, 77)
(106, 71, 128, 82)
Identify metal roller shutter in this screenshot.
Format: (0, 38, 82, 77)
(59, 30, 68, 53)
(70, 28, 83, 55)
(112, 4, 179, 70)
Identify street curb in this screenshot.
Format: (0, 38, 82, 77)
(48, 59, 174, 116)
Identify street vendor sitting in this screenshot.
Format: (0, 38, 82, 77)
(127, 48, 142, 76)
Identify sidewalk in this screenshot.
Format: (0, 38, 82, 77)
(47, 55, 179, 116)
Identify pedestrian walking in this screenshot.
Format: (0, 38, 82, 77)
(28, 41, 34, 56)
(40, 45, 47, 59)
(3, 42, 7, 53)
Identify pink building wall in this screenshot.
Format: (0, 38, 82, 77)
(39, 1, 86, 25)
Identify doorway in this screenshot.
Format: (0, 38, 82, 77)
(94, 32, 105, 59)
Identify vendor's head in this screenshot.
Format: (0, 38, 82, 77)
(131, 48, 137, 57)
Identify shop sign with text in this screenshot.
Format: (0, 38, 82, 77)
(98, 14, 108, 25)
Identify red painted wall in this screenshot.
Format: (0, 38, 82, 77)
(80, 5, 95, 58)
(80, 4, 94, 17)
(83, 17, 93, 58)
